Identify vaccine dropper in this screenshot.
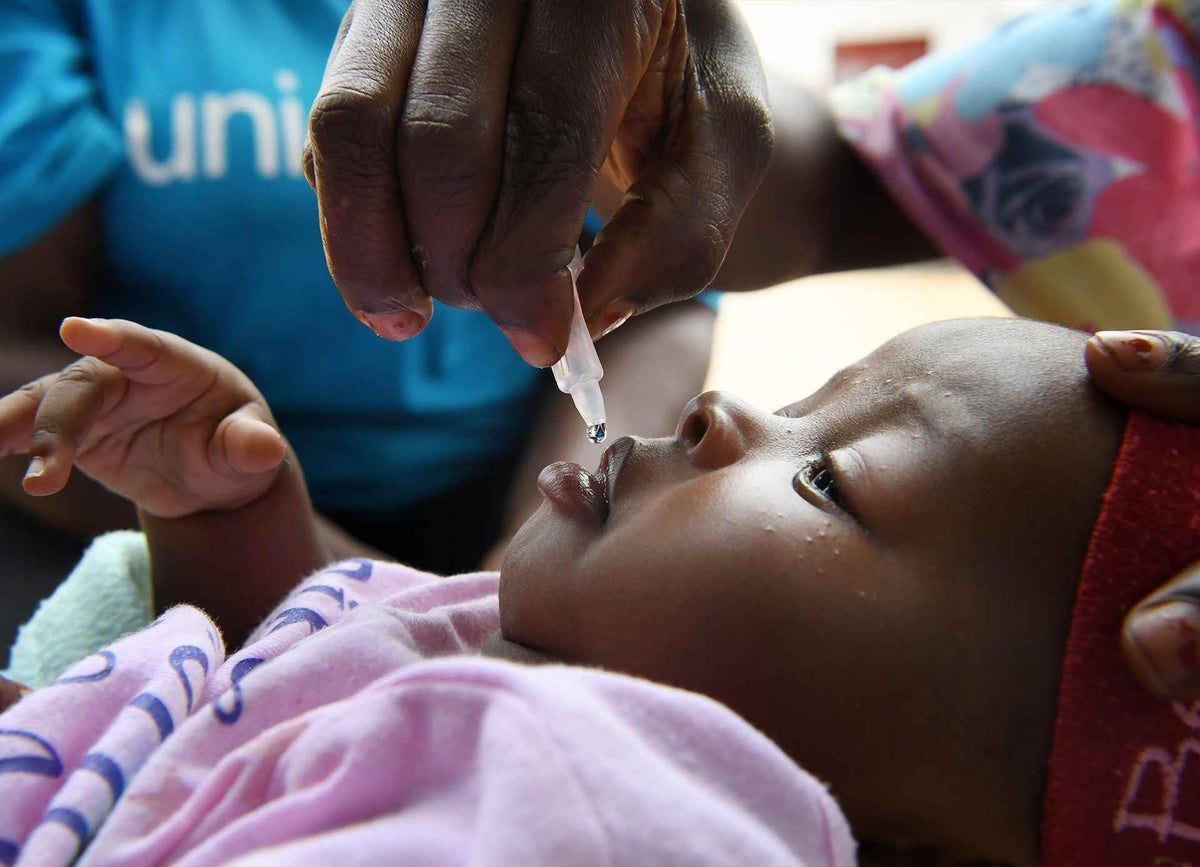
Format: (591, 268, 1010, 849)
(551, 247, 607, 444)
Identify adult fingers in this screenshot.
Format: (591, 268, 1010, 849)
(307, 0, 434, 341)
(396, 0, 523, 311)
(470, 1, 673, 366)
(576, 0, 773, 338)
(1122, 562, 1200, 700)
(1086, 330, 1200, 423)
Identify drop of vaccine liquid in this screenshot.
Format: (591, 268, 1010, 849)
(586, 422, 607, 444)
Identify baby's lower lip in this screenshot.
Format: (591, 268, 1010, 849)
(537, 461, 609, 524)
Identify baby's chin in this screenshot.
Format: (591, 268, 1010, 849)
(494, 502, 577, 652)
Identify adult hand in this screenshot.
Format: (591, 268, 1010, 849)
(304, 0, 772, 366)
(1085, 330, 1200, 699)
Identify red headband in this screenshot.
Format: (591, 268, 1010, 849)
(1042, 411, 1200, 865)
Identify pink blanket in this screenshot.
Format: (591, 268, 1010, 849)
(0, 560, 854, 866)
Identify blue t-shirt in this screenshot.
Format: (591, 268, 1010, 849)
(0, 0, 548, 511)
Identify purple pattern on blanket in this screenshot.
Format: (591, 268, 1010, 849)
(0, 561, 854, 866)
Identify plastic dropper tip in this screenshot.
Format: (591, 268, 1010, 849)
(586, 422, 607, 444)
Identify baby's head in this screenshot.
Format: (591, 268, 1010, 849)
(500, 317, 1159, 863)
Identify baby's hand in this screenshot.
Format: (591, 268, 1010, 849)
(0, 318, 287, 518)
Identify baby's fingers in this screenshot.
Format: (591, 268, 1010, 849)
(212, 405, 287, 479)
(59, 317, 219, 390)
(19, 358, 127, 496)
(0, 372, 53, 456)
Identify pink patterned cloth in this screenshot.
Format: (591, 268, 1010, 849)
(0, 560, 855, 867)
(831, 0, 1200, 334)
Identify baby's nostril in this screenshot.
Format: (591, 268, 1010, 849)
(681, 411, 709, 447)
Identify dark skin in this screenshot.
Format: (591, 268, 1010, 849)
(305, 0, 772, 362)
(0, 315, 1165, 865)
(303, 0, 1200, 706)
(0, 200, 711, 586)
(305, 1, 931, 355)
(501, 318, 1125, 865)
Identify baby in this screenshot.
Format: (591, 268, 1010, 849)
(0, 315, 1196, 866)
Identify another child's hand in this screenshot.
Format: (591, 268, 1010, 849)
(0, 318, 288, 519)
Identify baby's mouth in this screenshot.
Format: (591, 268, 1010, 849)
(536, 461, 609, 523)
(597, 435, 634, 508)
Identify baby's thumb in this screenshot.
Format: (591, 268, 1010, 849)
(212, 406, 287, 476)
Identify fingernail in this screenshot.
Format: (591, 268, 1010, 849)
(357, 310, 428, 342)
(591, 302, 636, 340)
(500, 327, 561, 368)
(1093, 331, 1169, 373)
(1126, 599, 1200, 695)
(23, 456, 45, 482)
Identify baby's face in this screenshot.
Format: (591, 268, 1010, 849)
(501, 319, 1123, 854)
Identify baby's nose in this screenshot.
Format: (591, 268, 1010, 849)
(676, 391, 752, 469)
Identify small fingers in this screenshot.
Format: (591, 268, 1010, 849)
(211, 405, 288, 478)
(1087, 330, 1200, 423)
(0, 373, 56, 458)
(22, 356, 127, 496)
(1122, 561, 1200, 700)
(59, 317, 218, 391)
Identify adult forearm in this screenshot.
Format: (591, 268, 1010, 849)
(714, 71, 936, 292)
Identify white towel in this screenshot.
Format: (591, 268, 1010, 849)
(4, 530, 153, 688)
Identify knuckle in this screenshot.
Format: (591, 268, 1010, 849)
(399, 96, 492, 197)
(491, 97, 598, 228)
(676, 222, 726, 293)
(308, 85, 396, 172)
(15, 379, 47, 405)
(29, 423, 62, 449)
(730, 97, 774, 168)
(504, 96, 598, 188)
(56, 359, 101, 388)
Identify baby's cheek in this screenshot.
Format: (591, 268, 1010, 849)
(498, 509, 590, 652)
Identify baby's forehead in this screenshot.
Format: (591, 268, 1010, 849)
(866, 319, 1088, 397)
(799, 319, 1094, 439)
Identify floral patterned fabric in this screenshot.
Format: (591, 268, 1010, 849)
(832, 0, 1200, 334)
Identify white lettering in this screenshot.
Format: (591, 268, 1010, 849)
(125, 72, 307, 185)
(201, 91, 279, 179)
(125, 96, 197, 185)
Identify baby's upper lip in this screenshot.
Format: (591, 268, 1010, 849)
(598, 436, 635, 509)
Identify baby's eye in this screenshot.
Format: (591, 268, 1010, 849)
(796, 460, 847, 511)
(811, 467, 843, 506)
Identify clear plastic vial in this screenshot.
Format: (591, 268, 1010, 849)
(551, 248, 607, 443)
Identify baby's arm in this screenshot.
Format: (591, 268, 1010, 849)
(0, 318, 330, 643)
